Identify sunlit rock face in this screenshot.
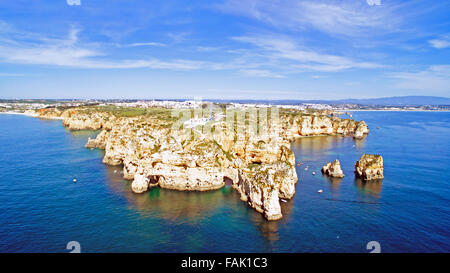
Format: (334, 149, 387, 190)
(355, 154, 384, 180)
(321, 159, 345, 178)
(131, 173, 150, 193)
(36, 106, 369, 220)
(354, 121, 369, 139)
(62, 112, 109, 130)
(85, 130, 108, 149)
(280, 112, 369, 140)
(35, 108, 64, 119)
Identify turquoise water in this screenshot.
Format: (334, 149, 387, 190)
(0, 111, 449, 253)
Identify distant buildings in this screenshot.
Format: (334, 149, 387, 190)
(1, 99, 449, 112)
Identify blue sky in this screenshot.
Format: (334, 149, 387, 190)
(0, 0, 449, 100)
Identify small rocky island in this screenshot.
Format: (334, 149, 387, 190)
(355, 154, 384, 180)
(321, 160, 345, 178)
(32, 104, 369, 220)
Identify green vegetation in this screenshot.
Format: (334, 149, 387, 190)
(78, 105, 177, 120)
(360, 154, 382, 168)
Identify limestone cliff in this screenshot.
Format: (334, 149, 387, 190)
(280, 111, 369, 140)
(35, 106, 369, 220)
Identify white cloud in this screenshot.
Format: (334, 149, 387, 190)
(0, 21, 382, 75)
(195, 46, 221, 52)
(217, 0, 399, 36)
(66, 0, 81, 6)
(167, 32, 191, 43)
(366, 0, 381, 6)
(232, 35, 383, 72)
(429, 37, 450, 49)
(128, 42, 165, 47)
(389, 65, 450, 92)
(0, 26, 207, 70)
(239, 69, 285, 78)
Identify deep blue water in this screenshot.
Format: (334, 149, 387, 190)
(0, 111, 449, 253)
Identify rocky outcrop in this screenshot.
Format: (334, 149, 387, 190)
(62, 112, 111, 130)
(85, 130, 109, 149)
(36, 108, 65, 119)
(321, 159, 345, 178)
(355, 154, 384, 180)
(34, 106, 370, 221)
(131, 173, 151, 193)
(83, 110, 300, 220)
(234, 162, 296, 220)
(354, 121, 369, 139)
(281, 112, 369, 140)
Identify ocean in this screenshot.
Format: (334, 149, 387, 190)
(0, 111, 449, 252)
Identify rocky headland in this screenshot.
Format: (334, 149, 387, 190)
(32, 105, 369, 220)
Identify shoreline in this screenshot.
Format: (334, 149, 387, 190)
(336, 109, 450, 112)
(0, 111, 38, 117)
(0, 111, 64, 119)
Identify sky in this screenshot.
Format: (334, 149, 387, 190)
(0, 0, 449, 100)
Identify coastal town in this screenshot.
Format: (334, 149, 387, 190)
(1, 98, 449, 113)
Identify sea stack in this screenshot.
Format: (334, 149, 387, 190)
(321, 159, 345, 178)
(353, 121, 369, 139)
(355, 154, 384, 180)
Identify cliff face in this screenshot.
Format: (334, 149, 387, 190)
(281, 113, 369, 140)
(62, 112, 115, 130)
(36, 108, 65, 119)
(37, 107, 368, 220)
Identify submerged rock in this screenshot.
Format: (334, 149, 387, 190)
(355, 154, 384, 180)
(321, 159, 345, 178)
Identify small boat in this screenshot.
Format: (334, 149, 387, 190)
(312, 172, 316, 175)
(281, 199, 287, 203)
(318, 189, 323, 193)
(73, 178, 77, 183)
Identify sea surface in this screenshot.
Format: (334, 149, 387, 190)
(0, 111, 449, 253)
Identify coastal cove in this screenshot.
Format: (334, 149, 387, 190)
(0, 111, 449, 252)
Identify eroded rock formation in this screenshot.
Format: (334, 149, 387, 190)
(355, 154, 384, 180)
(321, 159, 345, 178)
(35, 106, 369, 220)
(280, 112, 369, 140)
